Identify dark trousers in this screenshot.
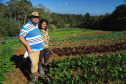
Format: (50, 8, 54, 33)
(38, 48, 50, 67)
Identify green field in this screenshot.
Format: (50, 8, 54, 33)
(0, 28, 126, 84)
(49, 28, 112, 38)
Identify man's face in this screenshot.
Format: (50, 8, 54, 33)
(31, 16, 39, 24)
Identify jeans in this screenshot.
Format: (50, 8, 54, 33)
(38, 48, 50, 67)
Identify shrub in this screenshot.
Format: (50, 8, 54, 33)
(65, 24, 70, 28)
(48, 24, 56, 30)
(0, 18, 20, 36)
(0, 26, 8, 37)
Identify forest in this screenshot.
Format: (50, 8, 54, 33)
(0, 0, 126, 37)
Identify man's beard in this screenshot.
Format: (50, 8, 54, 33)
(31, 20, 37, 25)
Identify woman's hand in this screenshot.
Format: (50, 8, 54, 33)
(45, 39, 48, 42)
(47, 36, 49, 39)
(42, 36, 44, 39)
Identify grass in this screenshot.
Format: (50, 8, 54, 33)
(0, 36, 18, 45)
(122, 50, 126, 54)
(0, 40, 22, 52)
(49, 28, 112, 38)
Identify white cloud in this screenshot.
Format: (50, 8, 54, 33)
(65, 3, 68, 5)
(59, 4, 62, 7)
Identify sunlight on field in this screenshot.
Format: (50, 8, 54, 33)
(1, 28, 126, 84)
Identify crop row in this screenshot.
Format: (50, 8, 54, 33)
(51, 42, 126, 56)
(0, 45, 14, 83)
(39, 53, 126, 84)
(0, 40, 22, 83)
(0, 36, 18, 45)
(54, 28, 88, 32)
(49, 31, 126, 41)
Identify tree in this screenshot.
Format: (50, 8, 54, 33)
(51, 13, 60, 26)
(19, 0, 33, 24)
(0, 26, 8, 36)
(4, 0, 33, 29)
(0, 0, 54, 37)
(111, 4, 126, 30)
(70, 18, 77, 28)
(112, 4, 126, 18)
(105, 13, 110, 16)
(0, 18, 20, 36)
(35, 3, 52, 24)
(85, 13, 90, 21)
(0, 3, 6, 18)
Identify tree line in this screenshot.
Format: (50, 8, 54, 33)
(51, 4, 126, 31)
(0, 0, 126, 37)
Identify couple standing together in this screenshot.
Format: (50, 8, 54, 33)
(19, 12, 49, 84)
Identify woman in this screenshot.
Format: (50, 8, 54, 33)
(38, 19, 50, 75)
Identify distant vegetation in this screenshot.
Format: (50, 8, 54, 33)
(51, 4, 126, 31)
(0, 0, 126, 37)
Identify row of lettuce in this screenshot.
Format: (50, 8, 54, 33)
(49, 31, 126, 41)
(39, 53, 126, 84)
(1, 31, 126, 45)
(52, 28, 91, 32)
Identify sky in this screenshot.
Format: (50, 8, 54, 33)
(1, 0, 126, 16)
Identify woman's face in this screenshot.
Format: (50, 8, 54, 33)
(41, 22, 47, 29)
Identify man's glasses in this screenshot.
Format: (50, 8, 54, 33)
(33, 16, 40, 19)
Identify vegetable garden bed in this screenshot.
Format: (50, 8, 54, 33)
(51, 42, 126, 57)
(38, 53, 126, 84)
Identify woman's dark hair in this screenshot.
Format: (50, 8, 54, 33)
(39, 19, 48, 31)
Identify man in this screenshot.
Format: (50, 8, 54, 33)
(19, 12, 45, 84)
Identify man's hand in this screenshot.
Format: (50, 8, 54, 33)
(27, 46, 32, 51)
